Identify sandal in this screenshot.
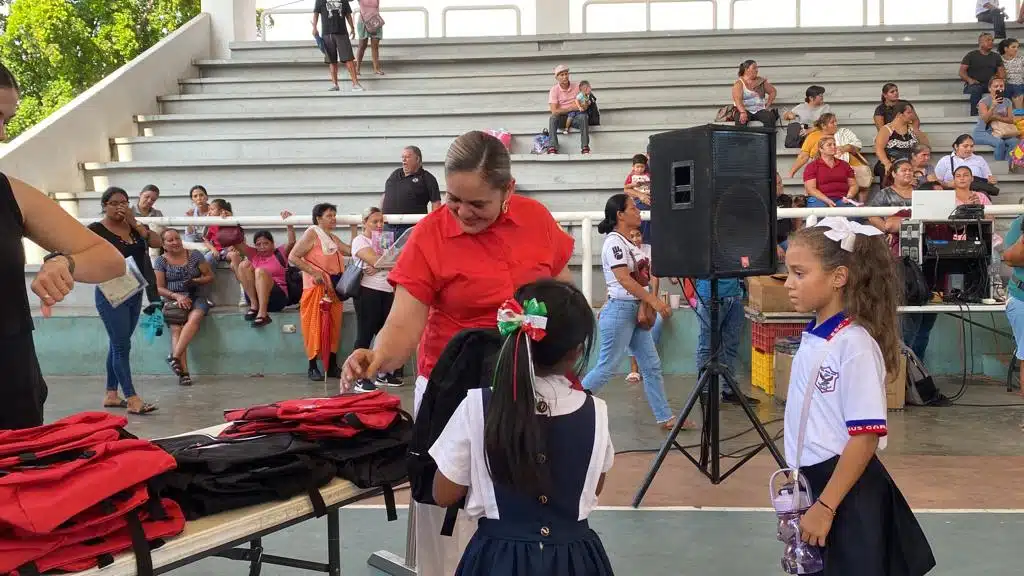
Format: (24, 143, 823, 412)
(252, 316, 273, 327)
(625, 372, 641, 384)
(244, 309, 258, 322)
(167, 357, 184, 377)
(103, 398, 128, 408)
(178, 373, 193, 387)
(659, 417, 697, 431)
(127, 402, 158, 415)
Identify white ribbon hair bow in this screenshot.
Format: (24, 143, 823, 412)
(809, 216, 883, 252)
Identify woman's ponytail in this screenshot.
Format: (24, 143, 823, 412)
(599, 193, 629, 235)
(597, 217, 615, 234)
(484, 328, 550, 497)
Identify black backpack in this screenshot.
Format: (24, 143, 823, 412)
(900, 256, 930, 306)
(152, 433, 336, 520)
(407, 328, 503, 535)
(274, 250, 303, 305)
(586, 93, 601, 126)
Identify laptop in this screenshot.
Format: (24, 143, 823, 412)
(911, 189, 956, 221)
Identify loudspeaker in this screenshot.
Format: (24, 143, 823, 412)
(648, 124, 777, 279)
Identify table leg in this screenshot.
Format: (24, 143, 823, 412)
(327, 508, 341, 576)
(249, 538, 264, 576)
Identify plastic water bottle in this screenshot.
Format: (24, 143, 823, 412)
(770, 472, 823, 574)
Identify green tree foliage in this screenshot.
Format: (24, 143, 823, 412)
(0, 0, 200, 138)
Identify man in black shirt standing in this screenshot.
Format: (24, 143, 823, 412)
(380, 146, 441, 238)
(960, 32, 1005, 115)
(313, 0, 363, 92)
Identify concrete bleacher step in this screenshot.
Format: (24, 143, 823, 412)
(81, 154, 635, 192)
(181, 62, 961, 95)
(136, 101, 973, 137)
(225, 24, 991, 61)
(196, 40, 974, 79)
(112, 123, 998, 163)
(156, 87, 971, 116)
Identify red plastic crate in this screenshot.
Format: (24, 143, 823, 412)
(751, 322, 804, 353)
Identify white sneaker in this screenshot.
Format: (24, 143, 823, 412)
(353, 379, 378, 393)
(351, 84, 364, 92)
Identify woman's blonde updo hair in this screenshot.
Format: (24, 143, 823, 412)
(362, 206, 382, 222)
(445, 131, 513, 191)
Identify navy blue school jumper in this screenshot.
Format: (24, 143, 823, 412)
(785, 313, 935, 576)
(429, 375, 615, 576)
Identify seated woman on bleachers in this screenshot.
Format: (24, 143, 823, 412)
(782, 85, 829, 148)
(909, 144, 944, 191)
(873, 101, 918, 186)
(999, 38, 1024, 109)
(934, 134, 999, 195)
(873, 82, 922, 131)
(731, 60, 777, 128)
(974, 76, 1020, 163)
(155, 228, 214, 387)
(786, 113, 837, 177)
(234, 210, 296, 327)
(800, 136, 857, 208)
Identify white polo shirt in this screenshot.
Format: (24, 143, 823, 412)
(784, 313, 889, 469)
(601, 232, 647, 301)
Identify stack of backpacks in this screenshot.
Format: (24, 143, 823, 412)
(0, 412, 185, 576)
(153, 390, 411, 523)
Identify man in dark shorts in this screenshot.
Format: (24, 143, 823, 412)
(313, 0, 363, 92)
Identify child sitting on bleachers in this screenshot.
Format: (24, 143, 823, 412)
(564, 80, 593, 134)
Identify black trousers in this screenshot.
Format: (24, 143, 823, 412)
(736, 108, 776, 129)
(978, 8, 1006, 39)
(354, 287, 403, 377)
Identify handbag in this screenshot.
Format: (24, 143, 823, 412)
(162, 301, 188, 326)
(361, 11, 384, 33)
(852, 163, 873, 189)
(216, 226, 245, 248)
(991, 120, 1019, 139)
(334, 260, 363, 301)
(273, 250, 303, 306)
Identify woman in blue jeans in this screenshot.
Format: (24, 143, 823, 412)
(583, 194, 676, 428)
(973, 76, 1019, 162)
(88, 187, 162, 414)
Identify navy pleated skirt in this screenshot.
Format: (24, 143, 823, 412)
(803, 455, 936, 576)
(455, 517, 615, 576)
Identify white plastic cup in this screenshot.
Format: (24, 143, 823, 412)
(669, 294, 681, 309)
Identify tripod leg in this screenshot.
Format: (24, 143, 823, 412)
(721, 370, 785, 466)
(631, 370, 712, 508)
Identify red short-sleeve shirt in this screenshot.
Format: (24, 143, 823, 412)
(803, 157, 854, 200)
(388, 194, 574, 378)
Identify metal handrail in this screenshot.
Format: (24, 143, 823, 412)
(582, 0, 717, 33)
(259, 5, 431, 39)
(440, 4, 521, 37)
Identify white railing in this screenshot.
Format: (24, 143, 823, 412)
(441, 4, 522, 36)
(259, 4, 431, 39)
(86, 203, 1010, 305)
(582, 0, 718, 32)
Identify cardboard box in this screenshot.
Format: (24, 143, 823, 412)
(774, 351, 905, 410)
(885, 355, 907, 411)
(773, 350, 794, 402)
(747, 275, 796, 313)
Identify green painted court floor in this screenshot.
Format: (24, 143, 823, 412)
(160, 506, 1021, 575)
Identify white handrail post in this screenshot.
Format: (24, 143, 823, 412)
(581, 217, 594, 306)
(645, 0, 652, 31)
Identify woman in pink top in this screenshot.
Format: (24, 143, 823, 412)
(355, 0, 384, 76)
(233, 210, 297, 327)
(951, 165, 1006, 301)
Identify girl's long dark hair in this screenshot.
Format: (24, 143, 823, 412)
(484, 280, 595, 497)
(597, 193, 628, 234)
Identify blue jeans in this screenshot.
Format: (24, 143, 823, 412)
(964, 83, 987, 116)
(805, 197, 857, 209)
(694, 296, 745, 394)
(901, 313, 937, 361)
(583, 298, 672, 422)
(972, 125, 1018, 162)
(95, 289, 143, 398)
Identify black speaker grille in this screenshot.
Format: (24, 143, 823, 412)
(710, 131, 773, 274)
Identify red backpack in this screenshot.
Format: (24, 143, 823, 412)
(221, 390, 405, 439)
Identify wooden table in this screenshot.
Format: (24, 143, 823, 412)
(74, 425, 381, 576)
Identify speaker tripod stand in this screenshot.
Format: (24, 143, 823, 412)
(632, 278, 786, 507)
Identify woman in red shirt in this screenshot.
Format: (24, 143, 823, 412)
(341, 130, 574, 576)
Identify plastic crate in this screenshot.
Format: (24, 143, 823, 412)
(751, 322, 805, 353)
(751, 347, 775, 395)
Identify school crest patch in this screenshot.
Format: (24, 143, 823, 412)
(815, 365, 838, 394)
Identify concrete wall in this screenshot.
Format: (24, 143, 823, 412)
(0, 13, 211, 195)
(29, 308, 1012, 379)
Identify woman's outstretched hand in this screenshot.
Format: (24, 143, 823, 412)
(341, 348, 381, 392)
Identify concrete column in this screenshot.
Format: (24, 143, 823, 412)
(202, 0, 257, 60)
(536, 0, 570, 35)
